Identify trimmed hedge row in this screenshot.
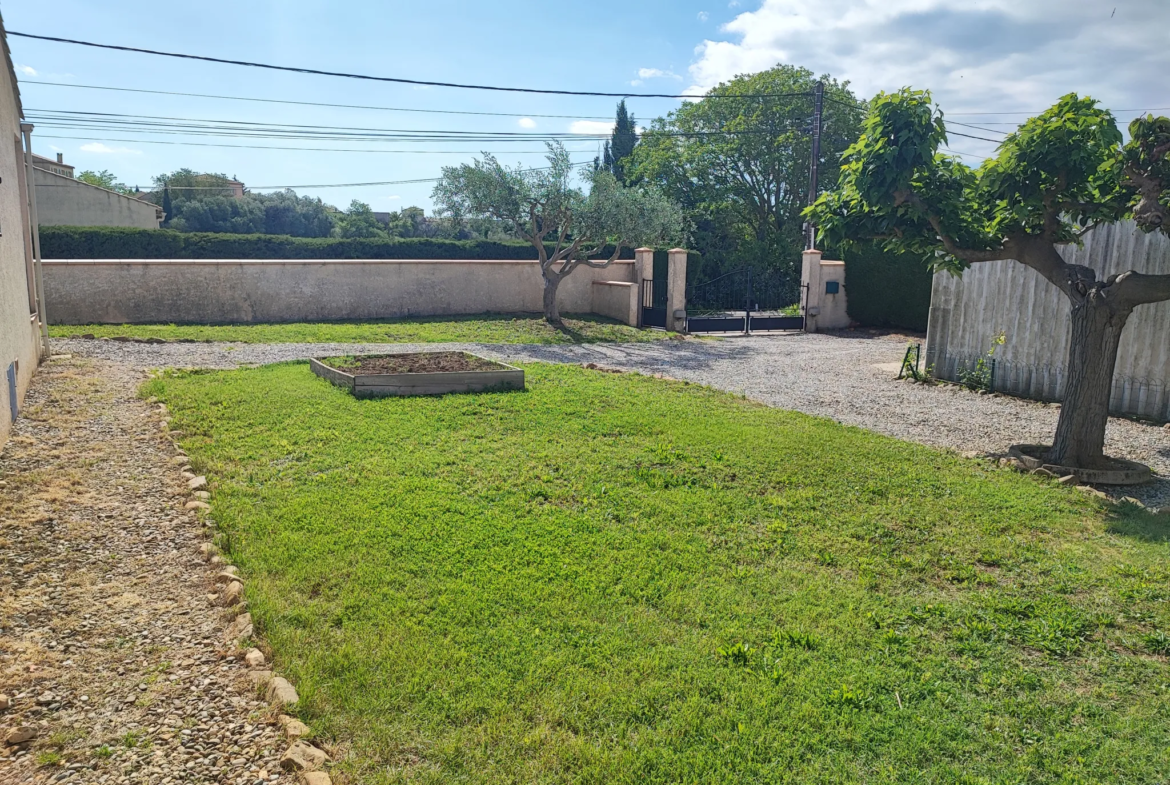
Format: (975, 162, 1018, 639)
(843, 243, 934, 333)
(39, 226, 637, 261)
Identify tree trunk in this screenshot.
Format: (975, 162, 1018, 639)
(1048, 298, 1132, 468)
(542, 273, 562, 325)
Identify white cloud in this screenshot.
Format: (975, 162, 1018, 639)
(729, 0, 741, 6)
(637, 68, 683, 80)
(518, 117, 537, 129)
(698, 11, 710, 22)
(15, 64, 36, 76)
(569, 120, 616, 135)
(687, 0, 1169, 139)
(80, 142, 142, 155)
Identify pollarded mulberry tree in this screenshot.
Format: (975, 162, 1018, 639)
(806, 91, 1170, 471)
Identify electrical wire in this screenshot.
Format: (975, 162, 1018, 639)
(35, 134, 599, 155)
(10, 31, 817, 101)
(20, 80, 614, 121)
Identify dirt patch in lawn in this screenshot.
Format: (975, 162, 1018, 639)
(323, 351, 505, 375)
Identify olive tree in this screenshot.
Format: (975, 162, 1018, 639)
(433, 142, 686, 325)
(806, 91, 1170, 470)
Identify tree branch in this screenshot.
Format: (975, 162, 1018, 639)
(1113, 271, 1170, 307)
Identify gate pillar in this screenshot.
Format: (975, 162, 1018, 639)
(666, 248, 688, 333)
(801, 249, 849, 332)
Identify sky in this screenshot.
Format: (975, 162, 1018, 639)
(6, 0, 1168, 212)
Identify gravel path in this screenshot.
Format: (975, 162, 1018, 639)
(49, 334, 1170, 509)
(0, 358, 313, 785)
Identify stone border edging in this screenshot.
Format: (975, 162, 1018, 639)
(1008, 444, 1153, 486)
(151, 397, 336, 785)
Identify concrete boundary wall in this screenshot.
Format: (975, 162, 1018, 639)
(926, 220, 1170, 421)
(591, 280, 639, 326)
(43, 258, 638, 324)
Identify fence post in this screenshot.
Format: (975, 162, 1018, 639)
(666, 249, 688, 333)
(634, 247, 654, 328)
(801, 249, 823, 332)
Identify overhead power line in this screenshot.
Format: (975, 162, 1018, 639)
(10, 31, 815, 101)
(35, 134, 599, 155)
(21, 80, 614, 121)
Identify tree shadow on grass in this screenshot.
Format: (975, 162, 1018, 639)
(1105, 503, 1170, 544)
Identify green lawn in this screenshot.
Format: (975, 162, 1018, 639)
(51, 314, 667, 345)
(146, 363, 1170, 785)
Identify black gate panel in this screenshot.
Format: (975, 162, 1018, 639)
(750, 315, 804, 332)
(641, 279, 667, 329)
(688, 315, 747, 333)
(685, 267, 803, 334)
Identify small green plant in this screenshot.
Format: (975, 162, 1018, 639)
(1143, 630, 1170, 655)
(716, 642, 756, 667)
(958, 332, 1006, 392)
(93, 745, 114, 759)
(121, 730, 148, 749)
(36, 751, 64, 766)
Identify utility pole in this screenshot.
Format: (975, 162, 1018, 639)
(805, 81, 824, 250)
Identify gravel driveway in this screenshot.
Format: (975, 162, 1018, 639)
(51, 334, 1170, 508)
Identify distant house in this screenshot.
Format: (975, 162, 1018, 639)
(32, 151, 74, 178)
(1, 12, 47, 447)
(33, 163, 163, 229)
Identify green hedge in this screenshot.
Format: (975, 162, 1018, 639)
(39, 226, 638, 261)
(843, 243, 934, 332)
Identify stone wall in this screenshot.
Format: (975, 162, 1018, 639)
(590, 280, 639, 326)
(34, 168, 162, 229)
(43, 258, 639, 324)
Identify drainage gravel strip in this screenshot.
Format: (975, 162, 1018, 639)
(49, 335, 1170, 510)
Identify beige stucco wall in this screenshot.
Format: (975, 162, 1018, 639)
(0, 33, 41, 447)
(34, 168, 162, 229)
(801, 251, 849, 332)
(44, 258, 638, 324)
(591, 280, 639, 326)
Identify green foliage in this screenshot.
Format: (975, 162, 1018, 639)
(145, 362, 1170, 784)
(807, 90, 1170, 270)
(77, 169, 131, 194)
(632, 65, 866, 281)
(38, 225, 596, 260)
(601, 99, 638, 183)
(335, 200, 387, 239)
(841, 242, 933, 331)
(433, 142, 685, 262)
(50, 314, 669, 344)
(957, 332, 1006, 392)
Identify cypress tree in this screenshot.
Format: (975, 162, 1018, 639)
(162, 185, 173, 225)
(608, 100, 638, 183)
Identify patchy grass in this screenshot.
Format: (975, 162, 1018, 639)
(50, 314, 668, 345)
(146, 363, 1170, 785)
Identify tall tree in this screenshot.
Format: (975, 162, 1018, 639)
(161, 186, 173, 226)
(603, 100, 639, 184)
(806, 90, 1170, 470)
(77, 169, 130, 194)
(433, 142, 686, 324)
(632, 66, 864, 282)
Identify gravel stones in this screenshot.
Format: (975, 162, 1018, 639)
(0, 357, 302, 782)
(0, 694, 10, 710)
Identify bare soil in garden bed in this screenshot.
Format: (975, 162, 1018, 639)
(323, 351, 503, 375)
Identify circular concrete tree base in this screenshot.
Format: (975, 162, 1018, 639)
(1008, 444, 1152, 486)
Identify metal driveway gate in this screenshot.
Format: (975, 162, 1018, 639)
(685, 268, 804, 334)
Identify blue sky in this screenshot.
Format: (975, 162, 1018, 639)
(7, 0, 1168, 212)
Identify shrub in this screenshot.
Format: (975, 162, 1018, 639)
(842, 242, 934, 332)
(39, 226, 639, 262)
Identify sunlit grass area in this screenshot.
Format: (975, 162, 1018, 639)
(147, 362, 1170, 784)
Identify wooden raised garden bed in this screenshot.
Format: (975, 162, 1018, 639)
(310, 352, 524, 398)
